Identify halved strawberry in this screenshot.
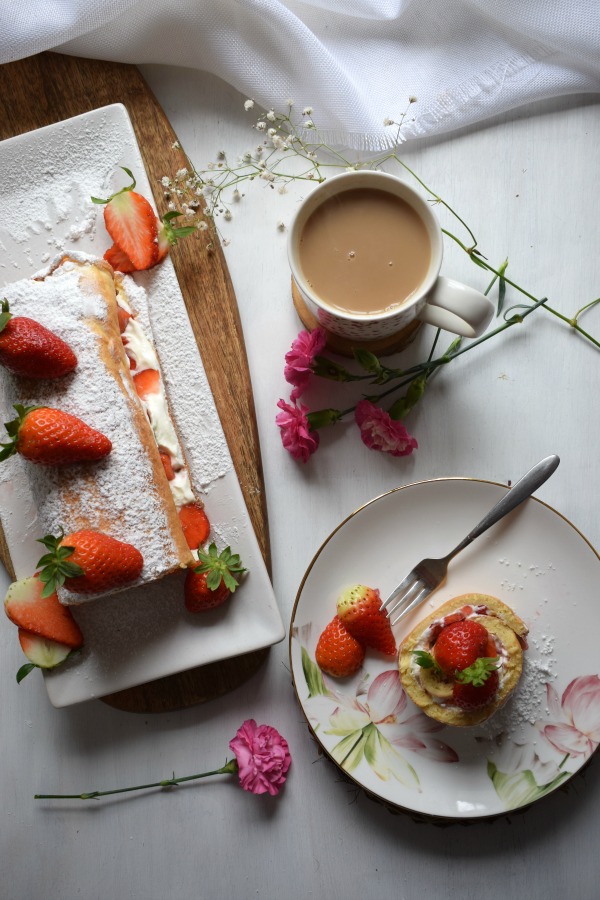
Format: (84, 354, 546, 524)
(336, 584, 396, 656)
(104, 244, 136, 274)
(179, 502, 210, 550)
(4, 575, 83, 647)
(17, 629, 74, 681)
(116, 305, 133, 333)
(92, 168, 158, 270)
(133, 368, 160, 400)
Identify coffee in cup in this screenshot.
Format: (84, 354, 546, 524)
(288, 171, 494, 341)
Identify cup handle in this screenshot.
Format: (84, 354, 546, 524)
(418, 276, 495, 338)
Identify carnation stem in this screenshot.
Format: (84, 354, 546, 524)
(34, 759, 238, 800)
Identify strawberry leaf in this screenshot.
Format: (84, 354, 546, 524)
(193, 543, 247, 593)
(16, 663, 37, 683)
(456, 656, 499, 686)
(0, 299, 12, 334)
(412, 650, 441, 673)
(91, 167, 137, 205)
(35, 531, 84, 597)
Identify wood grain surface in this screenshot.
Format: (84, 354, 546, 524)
(0, 52, 271, 711)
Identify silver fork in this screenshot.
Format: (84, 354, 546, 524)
(381, 455, 560, 626)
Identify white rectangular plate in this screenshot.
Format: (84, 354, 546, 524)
(0, 104, 284, 706)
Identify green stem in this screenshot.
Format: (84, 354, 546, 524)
(34, 760, 238, 800)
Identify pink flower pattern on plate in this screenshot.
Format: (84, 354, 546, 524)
(305, 667, 457, 787)
(354, 399, 418, 457)
(540, 675, 600, 758)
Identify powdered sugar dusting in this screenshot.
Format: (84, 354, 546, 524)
(0, 254, 188, 602)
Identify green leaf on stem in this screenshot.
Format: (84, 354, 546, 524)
(497, 258, 509, 316)
(353, 349, 382, 375)
(307, 408, 342, 429)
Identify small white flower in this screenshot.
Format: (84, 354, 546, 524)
(277, 221, 286, 231)
(272, 135, 287, 150)
(242, 151, 253, 163)
(383, 117, 394, 127)
(409, 95, 417, 103)
(244, 99, 255, 111)
(278, 185, 287, 195)
(185, 207, 195, 217)
(176, 168, 188, 180)
(268, 128, 277, 137)
(222, 238, 231, 246)
(161, 176, 171, 187)
(286, 99, 295, 107)
(224, 209, 232, 221)
(302, 106, 313, 115)
(304, 119, 314, 128)
(255, 121, 267, 132)
(260, 170, 276, 182)
(233, 189, 241, 202)
(345, 165, 357, 172)
(266, 110, 276, 122)
(197, 221, 208, 231)
(168, 201, 176, 211)
(171, 140, 181, 150)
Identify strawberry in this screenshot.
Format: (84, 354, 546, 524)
(36, 529, 143, 595)
(0, 299, 77, 378)
(315, 615, 365, 677)
(104, 243, 137, 274)
(452, 670, 499, 710)
(0, 404, 112, 466)
(116, 304, 133, 333)
(92, 168, 158, 270)
(432, 619, 489, 676)
(184, 543, 245, 612)
(160, 450, 175, 481)
(4, 575, 83, 648)
(179, 502, 210, 550)
(17, 629, 74, 681)
(336, 584, 396, 656)
(133, 368, 160, 400)
(92, 169, 197, 272)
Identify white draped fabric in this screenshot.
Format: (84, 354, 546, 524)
(2, 1, 600, 146)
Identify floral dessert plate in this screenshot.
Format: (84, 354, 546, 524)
(0, 104, 285, 706)
(290, 478, 600, 820)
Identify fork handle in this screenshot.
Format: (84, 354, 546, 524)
(447, 455, 560, 560)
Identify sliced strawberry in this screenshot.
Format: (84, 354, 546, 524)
(336, 584, 396, 656)
(116, 305, 133, 333)
(160, 451, 175, 481)
(156, 211, 197, 264)
(315, 615, 365, 677)
(4, 575, 83, 648)
(104, 244, 136, 274)
(179, 502, 210, 550)
(92, 169, 158, 270)
(133, 368, 160, 400)
(18, 629, 73, 672)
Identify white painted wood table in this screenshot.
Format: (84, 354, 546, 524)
(1, 63, 599, 900)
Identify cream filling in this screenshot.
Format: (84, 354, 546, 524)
(118, 300, 195, 508)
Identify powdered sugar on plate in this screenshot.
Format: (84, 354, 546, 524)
(0, 104, 284, 704)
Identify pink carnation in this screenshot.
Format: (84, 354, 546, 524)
(355, 399, 418, 457)
(284, 327, 326, 400)
(276, 398, 320, 462)
(229, 719, 292, 796)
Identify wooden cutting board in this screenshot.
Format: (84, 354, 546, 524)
(0, 52, 272, 712)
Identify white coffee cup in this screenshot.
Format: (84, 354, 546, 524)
(288, 170, 494, 341)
